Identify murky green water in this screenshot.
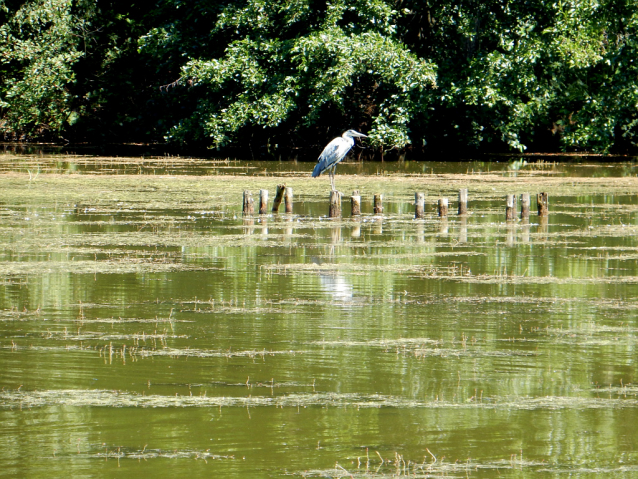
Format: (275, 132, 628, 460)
(1, 152, 638, 477)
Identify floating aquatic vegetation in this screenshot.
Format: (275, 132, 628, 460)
(41, 330, 187, 342)
(88, 445, 233, 462)
(134, 347, 304, 359)
(3, 389, 638, 410)
(300, 451, 545, 478)
(313, 338, 537, 358)
(0, 260, 221, 276)
(313, 338, 443, 348)
(299, 451, 638, 478)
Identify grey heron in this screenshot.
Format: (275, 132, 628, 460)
(312, 130, 367, 190)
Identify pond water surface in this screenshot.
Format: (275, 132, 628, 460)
(1, 153, 638, 478)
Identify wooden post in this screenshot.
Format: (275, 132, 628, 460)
(438, 198, 448, 217)
(284, 186, 293, 213)
(272, 184, 285, 213)
(329, 190, 342, 218)
(373, 194, 383, 214)
(242, 190, 254, 216)
(415, 192, 425, 219)
(458, 189, 468, 215)
(520, 193, 530, 219)
(259, 189, 269, 215)
(506, 194, 516, 220)
(350, 190, 361, 216)
(537, 192, 549, 217)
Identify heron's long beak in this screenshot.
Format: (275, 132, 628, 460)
(356, 132, 368, 138)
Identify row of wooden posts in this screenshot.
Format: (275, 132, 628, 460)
(243, 186, 550, 219)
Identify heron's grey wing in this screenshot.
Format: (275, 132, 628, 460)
(313, 138, 347, 177)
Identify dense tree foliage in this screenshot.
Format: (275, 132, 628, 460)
(0, 0, 637, 154)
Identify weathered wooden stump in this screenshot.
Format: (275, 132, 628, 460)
(415, 192, 425, 219)
(350, 190, 361, 216)
(537, 192, 549, 216)
(521, 193, 530, 219)
(458, 189, 468, 215)
(373, 194, 383, 214)
(506, 194, 516, 221)
(259, 189, 269, 215)
(284, 187, 293, 213)
(272, 184, 285, 213)
(438, 198, 448, 217)
(329, 190, 342, 218)
(242, 190, 254, 216)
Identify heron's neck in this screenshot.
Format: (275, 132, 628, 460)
(342, 133, 355, 145)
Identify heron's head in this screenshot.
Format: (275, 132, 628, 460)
(343, 129, 368, 139)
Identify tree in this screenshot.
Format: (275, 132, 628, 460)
(155, 0, 437, 151)
(0, 0, 90, 138)
(1, 0, 637, 154)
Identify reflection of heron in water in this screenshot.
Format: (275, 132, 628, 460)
(312, 257, 353, 302)
(320, 273, 353, 302)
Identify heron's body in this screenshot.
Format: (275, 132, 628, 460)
(312, 130, 367, 190)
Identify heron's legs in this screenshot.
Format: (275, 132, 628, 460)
(330, 166, 337, 191)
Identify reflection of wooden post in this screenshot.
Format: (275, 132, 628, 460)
(329, 190, 342, 218)
(459, 216, 468, 243)
(331, 226, 342, 244)
(373, 194, 383, 214)
(350, 190, 361, 216)
(284, 217, 293, 238)
(415, 192, 425, 219)
(439, 218, 448, 235)
(537, 192, 549, 217)
(458, 189, 468, 215)
(521, 193, 530, 219)
(539, 215, 549, 235)
(521, 218, 530, 242)
(242, 190, 254, 216)
(259, 189, 269, 215)
(416, 222, 424, 243)
(243, 218, 254, 235)
(272, 184, 285, 212)
(351, 218, 361, 238)
(438, 198, 448, 217)
(506, 223, 515, 246)
(506, 194, 516, 220)
(374, 218, 383, 235)
(284, 187, 293, 213)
